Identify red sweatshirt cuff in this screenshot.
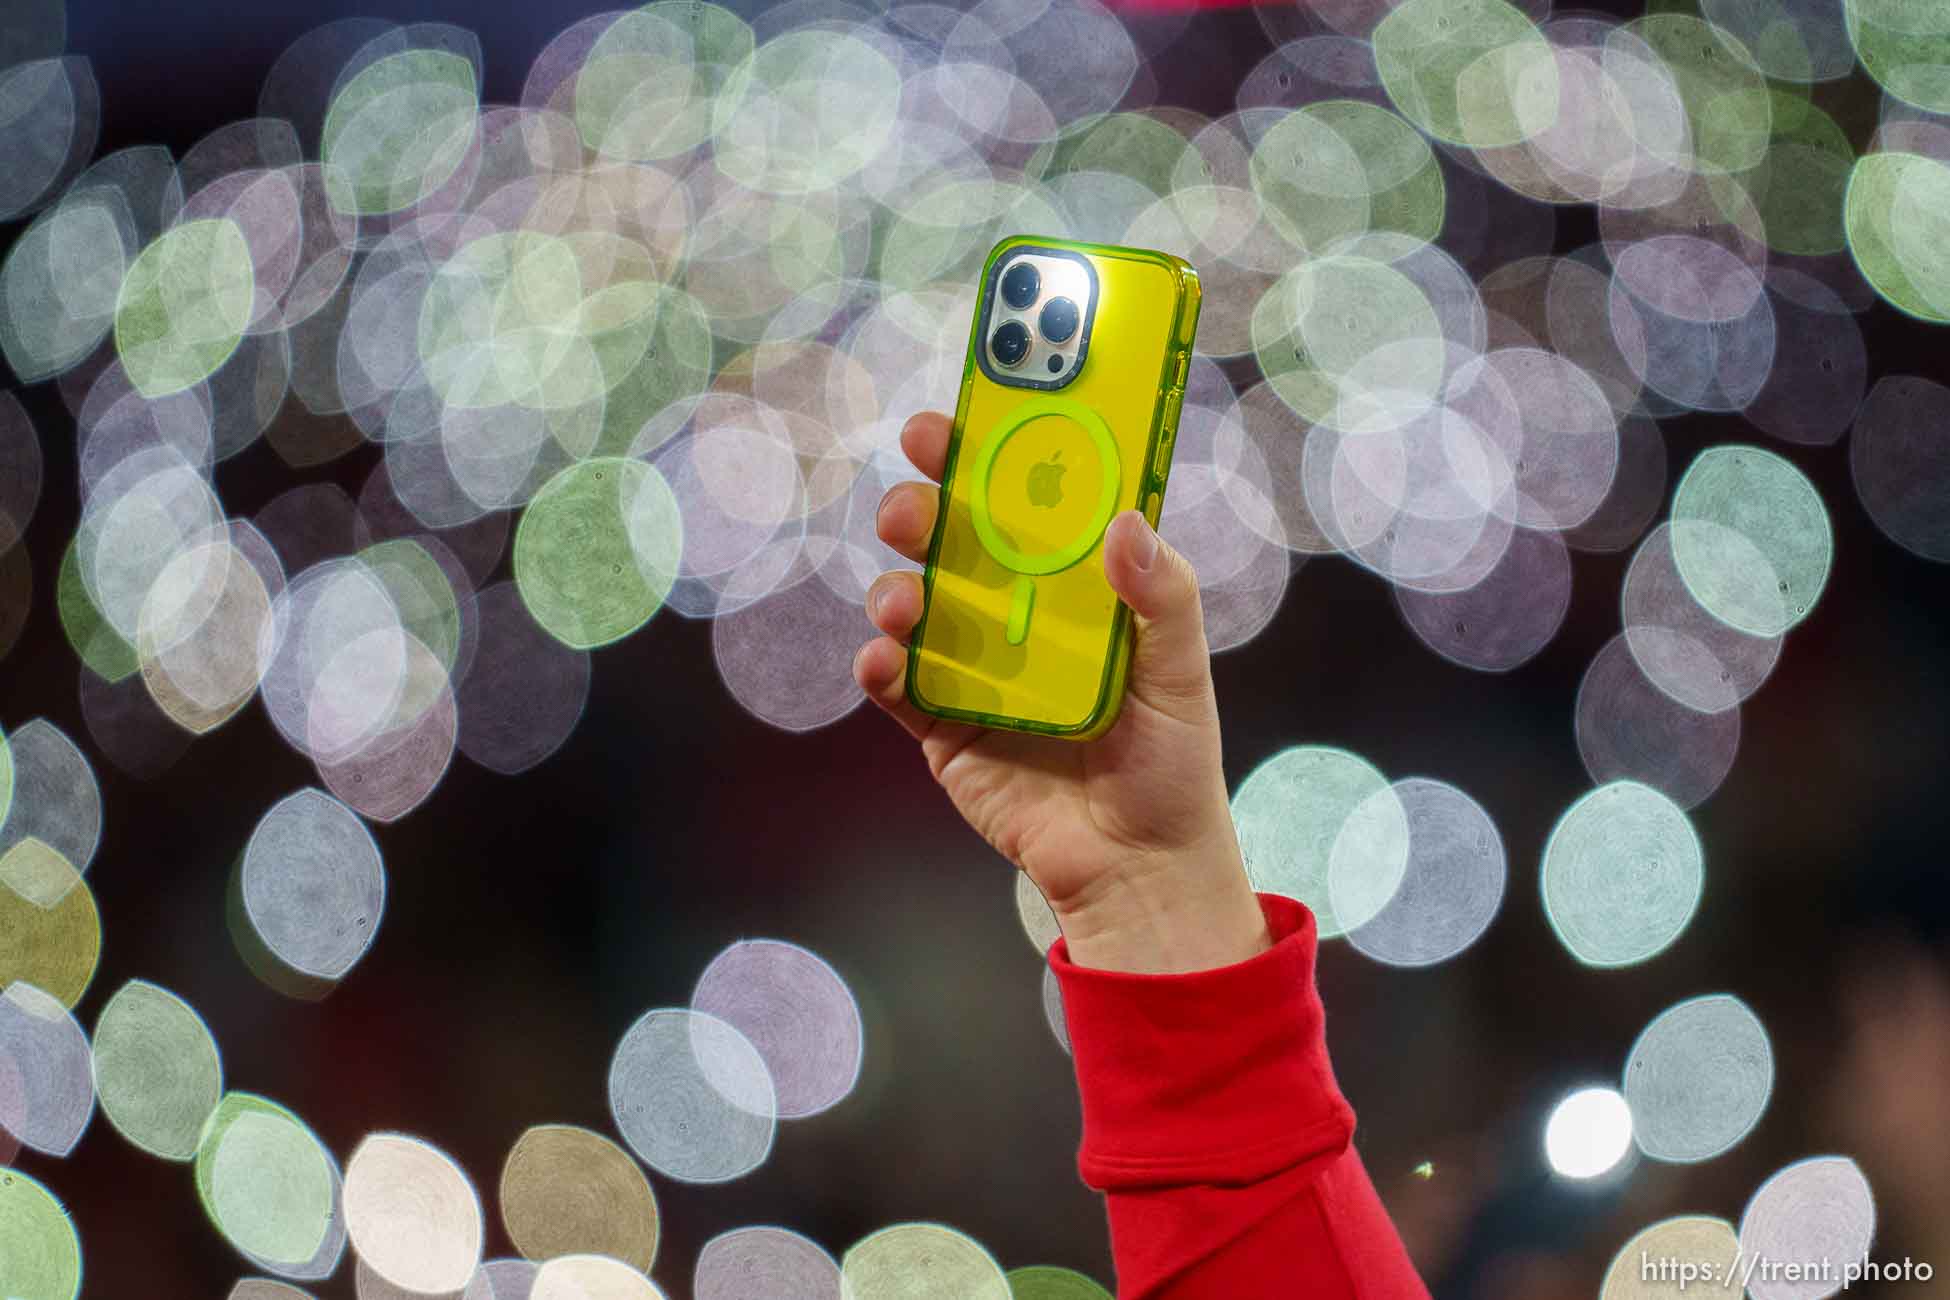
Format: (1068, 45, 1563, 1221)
(1048, 893, 1357, 1190)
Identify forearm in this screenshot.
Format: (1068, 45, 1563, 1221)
(1051, 893, 1431, 1299)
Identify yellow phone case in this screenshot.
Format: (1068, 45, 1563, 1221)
(907, 235, 1201, 740)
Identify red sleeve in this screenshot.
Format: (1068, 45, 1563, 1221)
(1048, 893, 1432, 1300)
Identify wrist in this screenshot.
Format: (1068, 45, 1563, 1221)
(1052, 834, 1272, 975)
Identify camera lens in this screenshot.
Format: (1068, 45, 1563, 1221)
(1000, 261, 1040, 310)
(990, 320, 1031, 368)
(1039, 296, 1080, 344)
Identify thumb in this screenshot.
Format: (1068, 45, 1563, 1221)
(1102, 510, 1215, 723)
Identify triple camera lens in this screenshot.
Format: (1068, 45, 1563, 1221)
(992, 260, 1081, 371)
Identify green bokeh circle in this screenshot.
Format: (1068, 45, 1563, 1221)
(1669, 445, 1832, 637)
(1373, 0, 1560, 148)
(1048, 112, 1193, 198)
(320, 49, 479, 216)
(1007, 1265, 1114, 1299)
(841, 1222, 1010, 1300)
(1845, 151, 1950, 323)
(970, 398, 1121, 577)
(1848, 0, 1950, 113)
(92, 979, 223, 1161)
(1231, 745, 1410, 939)
(1721, 94, 1852, 256)
(1628, 15, 1774, 176)
(0, 1170, 81, 1300)
(360, 539, 463, 672)
(515, 456, 682, 649)
(113, 218, 254, 399)
(1251, 254, 1445, 429)
(1541, 781, 1703, 968)
(57, 538, 138, 684)
(193, 1092, 335, 1268)
(1887, 150, 1950, 320)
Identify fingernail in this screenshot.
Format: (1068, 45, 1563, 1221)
(868, 580, 886, 619)
(1130, 515, 1160, 573)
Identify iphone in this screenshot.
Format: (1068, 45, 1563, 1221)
(907, 235, 1202, 739)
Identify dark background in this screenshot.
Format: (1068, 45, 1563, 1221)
(4, 0, 1950, 1295)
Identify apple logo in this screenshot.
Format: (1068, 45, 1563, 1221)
(1027, 450, 1067, 508)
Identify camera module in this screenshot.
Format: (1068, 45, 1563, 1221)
(991, 320, 1031, 368)
(1039, 296, 1079, 344)
(1000, 261, 1041, 311)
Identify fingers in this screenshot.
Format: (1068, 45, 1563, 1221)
(875, 412, 950, 562)
(851, 634, 939, 744)
(854, 612, 984, 769)
(866, 570, 924, 641)
(900, 411, 952, 482)
(1101, 510, 1218, 726)
(875, 480, 939, 563)
(856, 410, 963, 748)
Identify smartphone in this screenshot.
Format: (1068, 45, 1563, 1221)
(907, 235, 1201, 740)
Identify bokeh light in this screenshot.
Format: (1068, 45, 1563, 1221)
(229, 1282, 316, 1300)
(1541, 781, 1703, 967)
(1545, 1085, 1634, 1180)
(1345, 777, 1506, 968)
(194, 1092, 343, 1278)
(514, 457, 681, 649)
(1669, 446, 1832, 638)
(0, 1168, 81, 1300)
(90, 979, 222, 1161)
(1622, 523, 1782, 715)
(0, 981, 94, 1157)
(1041, 964, 1069, 1057)
(695, 1226, 840, 1300)
(233, 788, 385, 996)
(1005, 1266, 1114, 1299)
(1576, 632, 1740, 810)
(343, 1132, 484, 1294)
(1231, 745, 1409, 938)
(608, 1007, 776, 1184)
(0, 55, 100, 226)
(1738, 1157, 1875, 1300)
(476, 1258, 540, 1300)
(690, 940, 863, 1120)
(1599, 1216, 1740, 1300)
(1373, 0, 1559, 150)
(499, 1124, 659, 1271)
(840, 1222, 1011, 1300)
(321, 46, 480, 217)
(455, 581, 591, 775)
(531, 1253, 666, 1300)
(0, 835, 100, 1009)
(1623, 994, 1773, 1163)
(1847, 151, 1950, 321)
(1013, 872, 1062, 956)
(0, 718, 101, 875)
(114, 219, 254, 398)
(1850, 374, 1950, 563)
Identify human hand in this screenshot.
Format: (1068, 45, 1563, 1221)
(851, 411, 1272, 975)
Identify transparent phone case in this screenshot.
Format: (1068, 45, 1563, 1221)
(908, 235, 1201, 739)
